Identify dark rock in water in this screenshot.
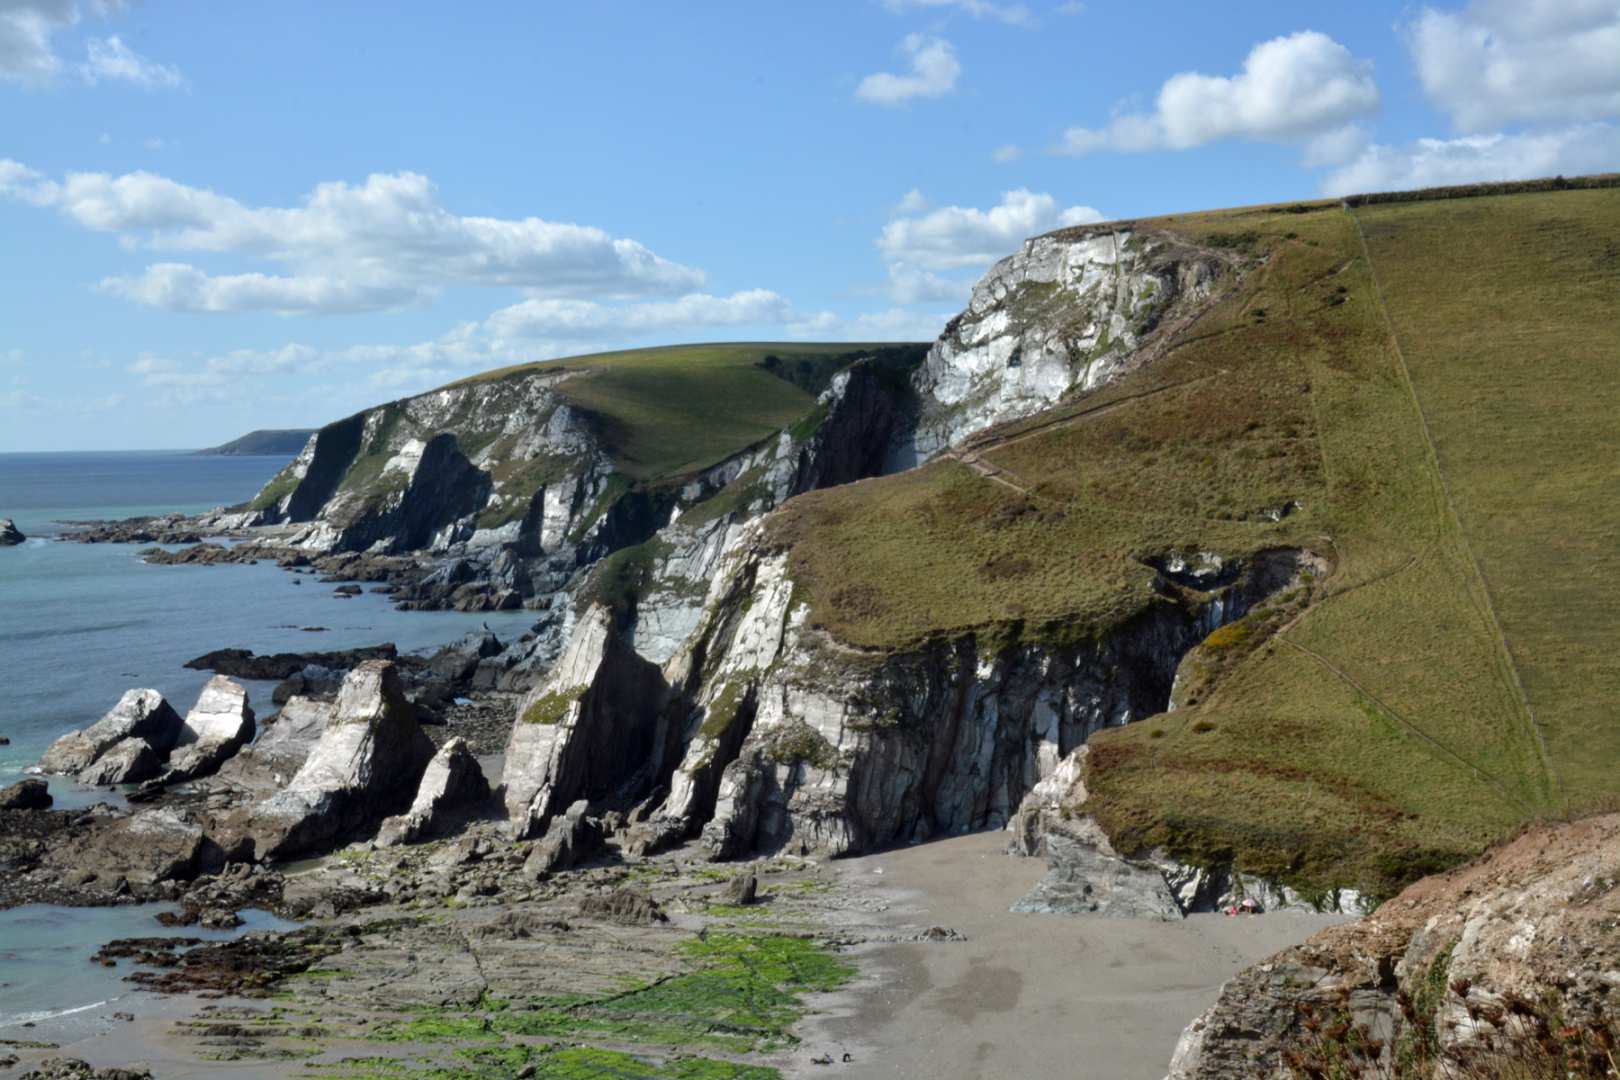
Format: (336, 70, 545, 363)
(184, 643, 398, 681)
(522, 799, 601, 878)
(333, 584, 362, 597)
(38, 689, 182, 775)
(0, 735, 11, 745)
(376, 736, 490, 846)
(214, 660, 434, 861)
(0, 778, 51, 810)
(724, 871, 759, 906)
(578, 888, 667, 925)
(0, 517, 24, 545)
(62, 514, 204, 545)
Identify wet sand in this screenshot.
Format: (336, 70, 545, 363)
(796, 831, 1349, 1080)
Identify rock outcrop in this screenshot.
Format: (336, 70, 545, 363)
(1011, 823, 1183, 920)
(1164, 813, 1620, 1079)
(0, 517, 24, 545)
(521, 798, 601, 878)
(38, 689, 182, 778)
(221, 661, 434, 861)
(163, 676, 256, 783)
(501, 606, 668, 839)
(376, 737, 490, 846)
(892, 226, 1234, 467)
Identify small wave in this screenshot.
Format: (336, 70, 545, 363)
(0, 998, 110, 1028)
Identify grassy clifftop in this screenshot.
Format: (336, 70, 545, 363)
(768, 184, 1620, 893)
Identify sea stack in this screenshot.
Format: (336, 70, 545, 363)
(0, 518, 24, 546)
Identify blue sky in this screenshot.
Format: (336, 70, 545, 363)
(2, 0, 1616, 450)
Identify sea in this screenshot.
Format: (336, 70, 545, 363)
(0, 450, 538, 1037)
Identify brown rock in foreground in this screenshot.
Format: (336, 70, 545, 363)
(1165, 813, 1620, 1079)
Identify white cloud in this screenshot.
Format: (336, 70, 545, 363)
(1, 161, 706, 314)
(991, 144, 1023, 163)
(0, 2, 181, 87)
(1322, 123, 1620, 196)
(480, 290, 794, 346)
(0, 0, 74, 83)
(1409, 1, 1620, 133)
(877, 188, 1104, 303)
(80, 34, 182, 87)
(879, 188, 1104, 271)
(895, 188, 930, 213)
(856, 34, 960, 106)
(880, 0, 1033, 27)
(1059, 31, 1379, 154)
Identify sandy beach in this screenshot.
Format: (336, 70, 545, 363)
(796, 831, 1349, 1080)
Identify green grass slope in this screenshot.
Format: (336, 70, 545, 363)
(768, 182, 1620, 895)
(455, 342, 924, 482)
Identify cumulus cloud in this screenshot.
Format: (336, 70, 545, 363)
(0, 161, 706, 314)
(480, 290, 795, 346)
(1409, 1, 1620, 133)
(80, 34, 182, 87)
(0, 1, 181, 87)
(1321, 123, 1620, 196)
(1059, 31, 1379, 154)
(856, 34, 960, 106)
(877, 188, 1104, 303)
(880, 0, 1033, 26)
(879, 188, 1103, 271)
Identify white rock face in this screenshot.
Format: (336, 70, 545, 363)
(228, 661, 434, 861)
(38, 689, 181, 775)
(377, 736, 490, 846)
(895, 227, 1227, 467)
(165, 676, 256, 782)
(502, 606, 667, 839)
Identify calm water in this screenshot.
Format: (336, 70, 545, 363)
(0, 451, 536, 1032)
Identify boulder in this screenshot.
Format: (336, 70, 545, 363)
(0, 777, 51, 810)
(164, 676, 255, 782)
(376, 737, 490, 846)
(212, 695, 335, 792)
(48, 808, 211, 886)
(38, 689, 182, 775)
(724, 871, 759, 906)
(0, 518, 24, 546)
(522, 799, 601, 878)
(78, 737, 161, 786)
(577, 888, 667, 925)
(1010, 829, 1183, 921)
(219, 660, 434, 861)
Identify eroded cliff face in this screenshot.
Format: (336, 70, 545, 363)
(893, 226, 1233, 467)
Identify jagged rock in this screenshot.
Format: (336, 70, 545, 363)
(0, 517, 24, 545)
(218, 661, 433, 861)
(184, 643, 399, 680)
(893, 226, 1231, 467)
(163, 676, 255, 782)
(17, 1059, 152, 1080)
(578, 888, 667, 925)
(1011, 830, 1182, 920)
(1163, 813, 1620, 1079)
(521, 799, 601, 878)
(77, 737, 161, 786)
(724, 871, 758, 906)
(501, 606, 668, 840)
(214, 696, 336, 790)
(376, 736, 490, 846)
(0, 777, 51, 810)
(38, 689, 182, 775)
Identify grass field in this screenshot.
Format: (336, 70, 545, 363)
(768, 185, 1620, 894)
(454, 342, 925, 482)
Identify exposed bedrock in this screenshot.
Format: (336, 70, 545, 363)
(547, 529, 1312, 864)
(501, 606, 669, 840)
(376, 736, 490, 847)
(0, 517, 24, 545)
(216, 660, 434, 862)
(1164, 813, 1620, 1080)
(162, 675, 256, 783)
(892, 226, 1234, 468)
